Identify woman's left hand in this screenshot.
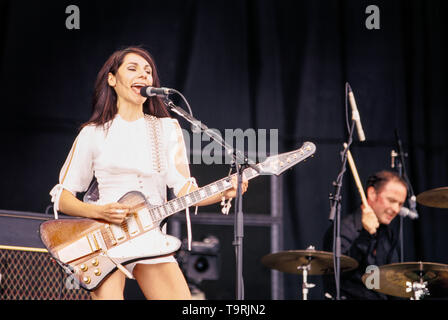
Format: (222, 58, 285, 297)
(222, 175, 249, 199)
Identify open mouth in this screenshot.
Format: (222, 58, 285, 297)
(131, 83, 147, 96)
(385, 212, 395, 220)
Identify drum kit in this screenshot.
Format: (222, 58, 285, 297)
(261, 245, 358, 300)
(261, 186, 448, 300)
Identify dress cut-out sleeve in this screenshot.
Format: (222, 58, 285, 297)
(163, 119, 196, 196)
(50, 125, 97, 215)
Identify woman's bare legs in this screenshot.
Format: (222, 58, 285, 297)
(133, 262, 191, 300)
(90, 269, 126, 300)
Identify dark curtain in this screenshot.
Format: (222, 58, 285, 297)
(0, 0, 447, 299)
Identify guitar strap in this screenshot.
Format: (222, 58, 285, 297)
(145, 115, 198, 251)
(184, 178, 199, 251)
(144, 114, 166, 174)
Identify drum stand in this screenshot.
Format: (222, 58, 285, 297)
(261, 246, 358, 301)
(406, 273, 429, 300)
(297, 261, 315, 300)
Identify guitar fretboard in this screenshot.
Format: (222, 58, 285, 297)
(147, 166, 259, 222)
(141, 141, 316, 223)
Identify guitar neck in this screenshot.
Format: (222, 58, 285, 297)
(149, 165, 260, 221)
(146, 141, 316, 222)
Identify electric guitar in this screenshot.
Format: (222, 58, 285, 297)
(40, 142, 316, 291)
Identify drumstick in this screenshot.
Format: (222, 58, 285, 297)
(343, 143, 368, 207)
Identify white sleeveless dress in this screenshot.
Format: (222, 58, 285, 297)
(50, 114, 193, 272)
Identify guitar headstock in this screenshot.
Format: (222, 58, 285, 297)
(257, 141, 316, 175)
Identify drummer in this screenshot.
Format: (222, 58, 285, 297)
(323, 170, 408, 299)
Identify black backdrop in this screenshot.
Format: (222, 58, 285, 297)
(0, 0, 447, 300)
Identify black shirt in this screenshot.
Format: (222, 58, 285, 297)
(323, 209, 401, 300)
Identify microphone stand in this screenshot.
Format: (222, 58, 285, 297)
(328, 119, 356, 300)
(161, 96, 259, 300)
(392, 150, 404, 262)
(394, 129, 415, 263)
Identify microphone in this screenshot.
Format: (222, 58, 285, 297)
(140, 86, 173, 97)
(347, 84, 366, 142)
(399, 206, 419, 220)
(409, 194, 418, 215)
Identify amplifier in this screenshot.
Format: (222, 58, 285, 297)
(0, 210, 90, 300)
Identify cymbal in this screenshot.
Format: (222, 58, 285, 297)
(416, 187, 448, 208)
(361, 262, 448, 298)
(261, 249, 358, 275)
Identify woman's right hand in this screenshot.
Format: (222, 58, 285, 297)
(59, 189, 131, 224)
(96, 203, 131, 224)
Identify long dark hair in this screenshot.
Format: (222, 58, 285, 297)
(82, 46, 170, 128)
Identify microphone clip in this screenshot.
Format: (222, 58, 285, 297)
(391, 150, 398, 168)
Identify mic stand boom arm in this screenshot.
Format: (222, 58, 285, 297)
(162, 97, 260, 174)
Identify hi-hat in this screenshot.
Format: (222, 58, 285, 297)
(261, 249, 358, 275)
(416, 187, 448, 208)
(361, 262, 448, 298)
